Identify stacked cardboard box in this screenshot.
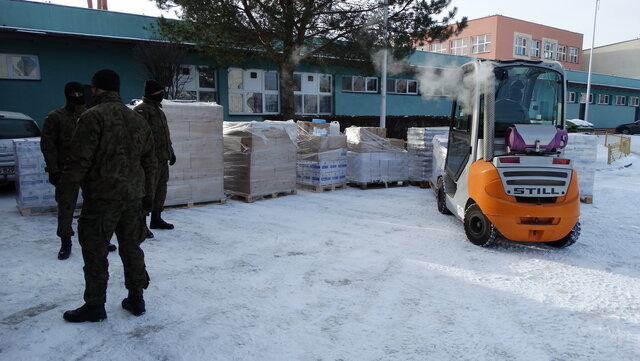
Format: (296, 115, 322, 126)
(407, 127, 449, 182)
(297, 121, 347, 187)
(13, 138, 81, 215)
(564, 133, 598, 202)
(224, 121, 297, 196)
(162, 101, 225, 206)
(431, 134, 449, 186)
(345, 126, 408, 184)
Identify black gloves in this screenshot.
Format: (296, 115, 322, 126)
(142, 197, 153, 213)
(49, 172, 61, 186)
(169, 153, 176, 166)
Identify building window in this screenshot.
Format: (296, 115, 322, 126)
(0, 53, 40, 80)
(580, 93, 594, 104)
(597, 94, 610, 105)
(174, 65, 218, 102)
(531, 40, 540, 58)
(294, 72, 332, 115)
(567, 92, 576, 103)
(615, 95, 627, 106)
(449, 38, 468, 56)
(631, 97, 640, 106)
(471, 34, 491, 54)
(514, 35, 528, 56)
(430, 42, 447, 53)
(342, 75, 378, 93)
(543, 39, 557, 60)
(556, 45, 566, 62)
(387, 79, 418, 95)
(227, 68, 279, 114)
(569, 47, 579, 63)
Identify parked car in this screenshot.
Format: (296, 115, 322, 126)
(615, 120, 640, 135)
(0, 111, 41, 183)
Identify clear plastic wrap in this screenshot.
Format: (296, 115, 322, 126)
(345, 126, 405, 153)
(564, 133, 598, 200)
(223, 121, 297, 195)
(296, 121, 348, 186)
(347, 151, 409, 184)
(162, 101, 225, 206)
(407, 127, 449, 182)
(431, 134, 449, 186)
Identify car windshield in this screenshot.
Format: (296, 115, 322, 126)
(0, 118, 41, 139)
(494, 66, 563, 135)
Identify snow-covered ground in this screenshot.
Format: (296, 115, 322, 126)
(1, 136, 639, 361)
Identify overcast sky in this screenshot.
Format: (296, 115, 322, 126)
(31, 0, 640, 48)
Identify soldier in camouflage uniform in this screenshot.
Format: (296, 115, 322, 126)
(61, 69, 157, 323)
(134, 80, 176, 236)
(41, 82, 86, 260)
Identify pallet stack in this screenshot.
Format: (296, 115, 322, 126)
(407, 127, 449, 186)
(345, 126, 408, 186)
(223, 121, 297, 201)
(162, 101, 226, 207)
(12, 138, 81, 215)
(564, 133, 598, 203)
(296, 121, 347, 191)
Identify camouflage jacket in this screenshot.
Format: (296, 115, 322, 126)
(40, 103, 85, 174)
(134, 98, 174, 161)
(62, 91, 157, 201)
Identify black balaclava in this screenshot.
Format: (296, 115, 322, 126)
(144, 79, 164, 103)
(65, 81, 85, 105)
(92, 69, 120, 92)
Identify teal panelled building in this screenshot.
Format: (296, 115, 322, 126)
(1, 0, 639, 128)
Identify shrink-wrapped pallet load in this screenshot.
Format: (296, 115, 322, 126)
(13, 138, 83, 215)
(345, 126, 408, 185)
(407, 127, 449, 183)
(296, 121, 347, 188)
(161, 101, 226, 206)
(564, 133, 598, 203)
(224, 121, 297, 198)
(431, 134, 449, 187)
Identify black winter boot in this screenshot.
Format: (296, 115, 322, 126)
(57, 237, 72, 260)
(149, 211, 174, 230)
(144, 216, 154, 239)
(63, 303, 107, 323)
(121, 290, 146, 316)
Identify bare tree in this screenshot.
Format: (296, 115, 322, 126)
(133, 40, 190, 100)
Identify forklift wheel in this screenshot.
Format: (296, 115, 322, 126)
(464, 203, 497, 247)
(545, 222, 580, 248)
(436, 178, 452, 215)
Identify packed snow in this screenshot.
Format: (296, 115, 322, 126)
(1, 136, 639, 361)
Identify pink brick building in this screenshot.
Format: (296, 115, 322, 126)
(421, 15, 584, 71)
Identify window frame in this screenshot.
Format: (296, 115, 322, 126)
(580, 93, 594, 104)
(597, 94, 610, 105)
(567, 92, 576, 103)
(449, 38, 468, 56)
(556, 45, 567, 62)
(227, 68, 280, 114)
(569, 47, 579, 63)
(342, 75, 378, 93)
(294, 72, 332, 115)
(471, 34, 492, 54)
(387, 78, 419, 95)
(543, 38, 558, 60)
(630, 96, 640, 107)
(531, 40, 541, 58)
(0, 53, 40, 80)
(615, 95, 627, 106)
(513, 33, 530, 57)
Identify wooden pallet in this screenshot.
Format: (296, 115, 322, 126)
(18, 205, 58, 216)
(297, 182, 347, 193)
(165, 198, 227, 210)
(348, 180, 408, 190)
(227, 189, 297, 203)
(408, 180, 431, 189)
(580, 195, 593, 204)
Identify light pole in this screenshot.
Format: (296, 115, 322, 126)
(584, 0, 600, 123)
(379, 0, 388, 129)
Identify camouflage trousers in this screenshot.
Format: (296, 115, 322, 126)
(78, 197, 150, 305)
(152, 160, 169, 211)
(55, 182, 80, 238)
